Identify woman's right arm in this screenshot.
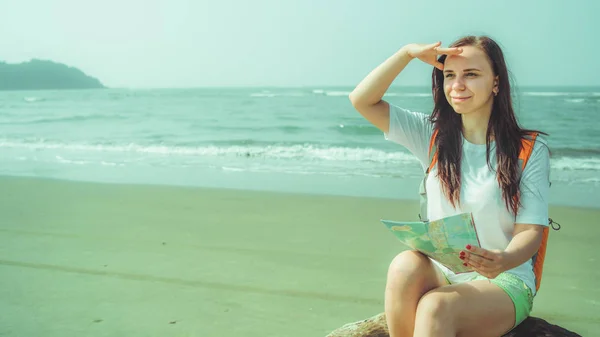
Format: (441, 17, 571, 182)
(349, 42, 461, 133)
(348, 46, 414, 133)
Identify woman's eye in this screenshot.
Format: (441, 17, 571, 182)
(466, 72, 477, 77)
(445, 74, 455, 78)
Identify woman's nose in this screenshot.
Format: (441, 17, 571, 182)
(452, 77, 465, 91)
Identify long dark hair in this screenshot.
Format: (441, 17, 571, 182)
(429, 35, 546, 215)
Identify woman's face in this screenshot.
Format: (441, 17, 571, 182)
(443, 46, 498, 115)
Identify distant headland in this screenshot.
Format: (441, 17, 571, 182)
(0, 59, 105, 90)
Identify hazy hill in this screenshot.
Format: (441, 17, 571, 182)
(0, 59, 105, 90)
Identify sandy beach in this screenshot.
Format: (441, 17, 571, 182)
(0, 176, 598, 336)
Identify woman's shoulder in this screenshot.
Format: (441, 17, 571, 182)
(521, 131, 550, 157)
(532, 133, 549, 157)
(520, 132, 550, 174)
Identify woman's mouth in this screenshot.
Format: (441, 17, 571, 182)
(452, 96, 471, 103)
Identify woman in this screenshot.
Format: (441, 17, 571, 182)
(349, 36, 550, 337)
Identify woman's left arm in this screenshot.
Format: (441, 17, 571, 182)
(461, 224, 544, 279)
(502, 223, 544, 270)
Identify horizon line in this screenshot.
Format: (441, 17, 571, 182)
(103, 84, 600, 90)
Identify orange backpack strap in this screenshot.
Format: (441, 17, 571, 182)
(518, 132, 537, 168)
(418, 129, 439, 222)
(427, 129, 439, 173)
(532, 226, 549, 292)
(518, 132, 551, 293)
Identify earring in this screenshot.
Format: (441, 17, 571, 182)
(493, 90, 498, 96)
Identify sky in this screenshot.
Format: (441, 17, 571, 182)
(0, 0, 597, 88)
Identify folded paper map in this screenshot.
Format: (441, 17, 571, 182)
(381, 213, 481, 274)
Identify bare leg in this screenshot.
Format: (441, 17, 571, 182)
(413, 280, 515, 337)
(385, 250, 449, 337)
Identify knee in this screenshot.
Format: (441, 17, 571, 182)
(416, 291, 454, 323)
(387, 250, 430, 280)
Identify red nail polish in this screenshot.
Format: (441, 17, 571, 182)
(459, 256, 465, 260)
(463, 263, 468, 266)
(460, 251, 465, 256)
(466, 244, 472, 250)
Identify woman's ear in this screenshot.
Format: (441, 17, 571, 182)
(493, 76, 500, 96)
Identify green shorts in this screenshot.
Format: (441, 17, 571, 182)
(473, 273, 534, 328)
(443, 272, 534, 328)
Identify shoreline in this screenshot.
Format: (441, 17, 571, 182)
(1, 172, 598, 210)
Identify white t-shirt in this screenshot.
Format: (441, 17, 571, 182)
(384, 103, 550, 295)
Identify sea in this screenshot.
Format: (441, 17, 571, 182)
(1, 87, 599, 208)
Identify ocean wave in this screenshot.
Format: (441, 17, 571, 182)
(551, 156, 600, 171)
(0, 114, 128, 125)
(55, 155, 91, 165)
(321, 91, 431, 97)
(523, 92, 572, 97)
(522, 92, 600, 97)
(23, 96, 45, 103)
(249, 91, 307, 98)
(219, 165, 385, 178)
(384, 93, 432, 97)
(324, 91, 351, 97)
(0, 138, 418, 164)
(310, 88, 433, 97)
(3, 138, 599, 171)
(579, 177, 600, 184)
(203, 124, 306, 134)
(55, 155, 124, 167)
(552, 147, 600, 158)
(334, 123, 382, 136)
(248, 89, 431, 98)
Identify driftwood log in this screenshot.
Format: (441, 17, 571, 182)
(325, 313, 581, 337)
